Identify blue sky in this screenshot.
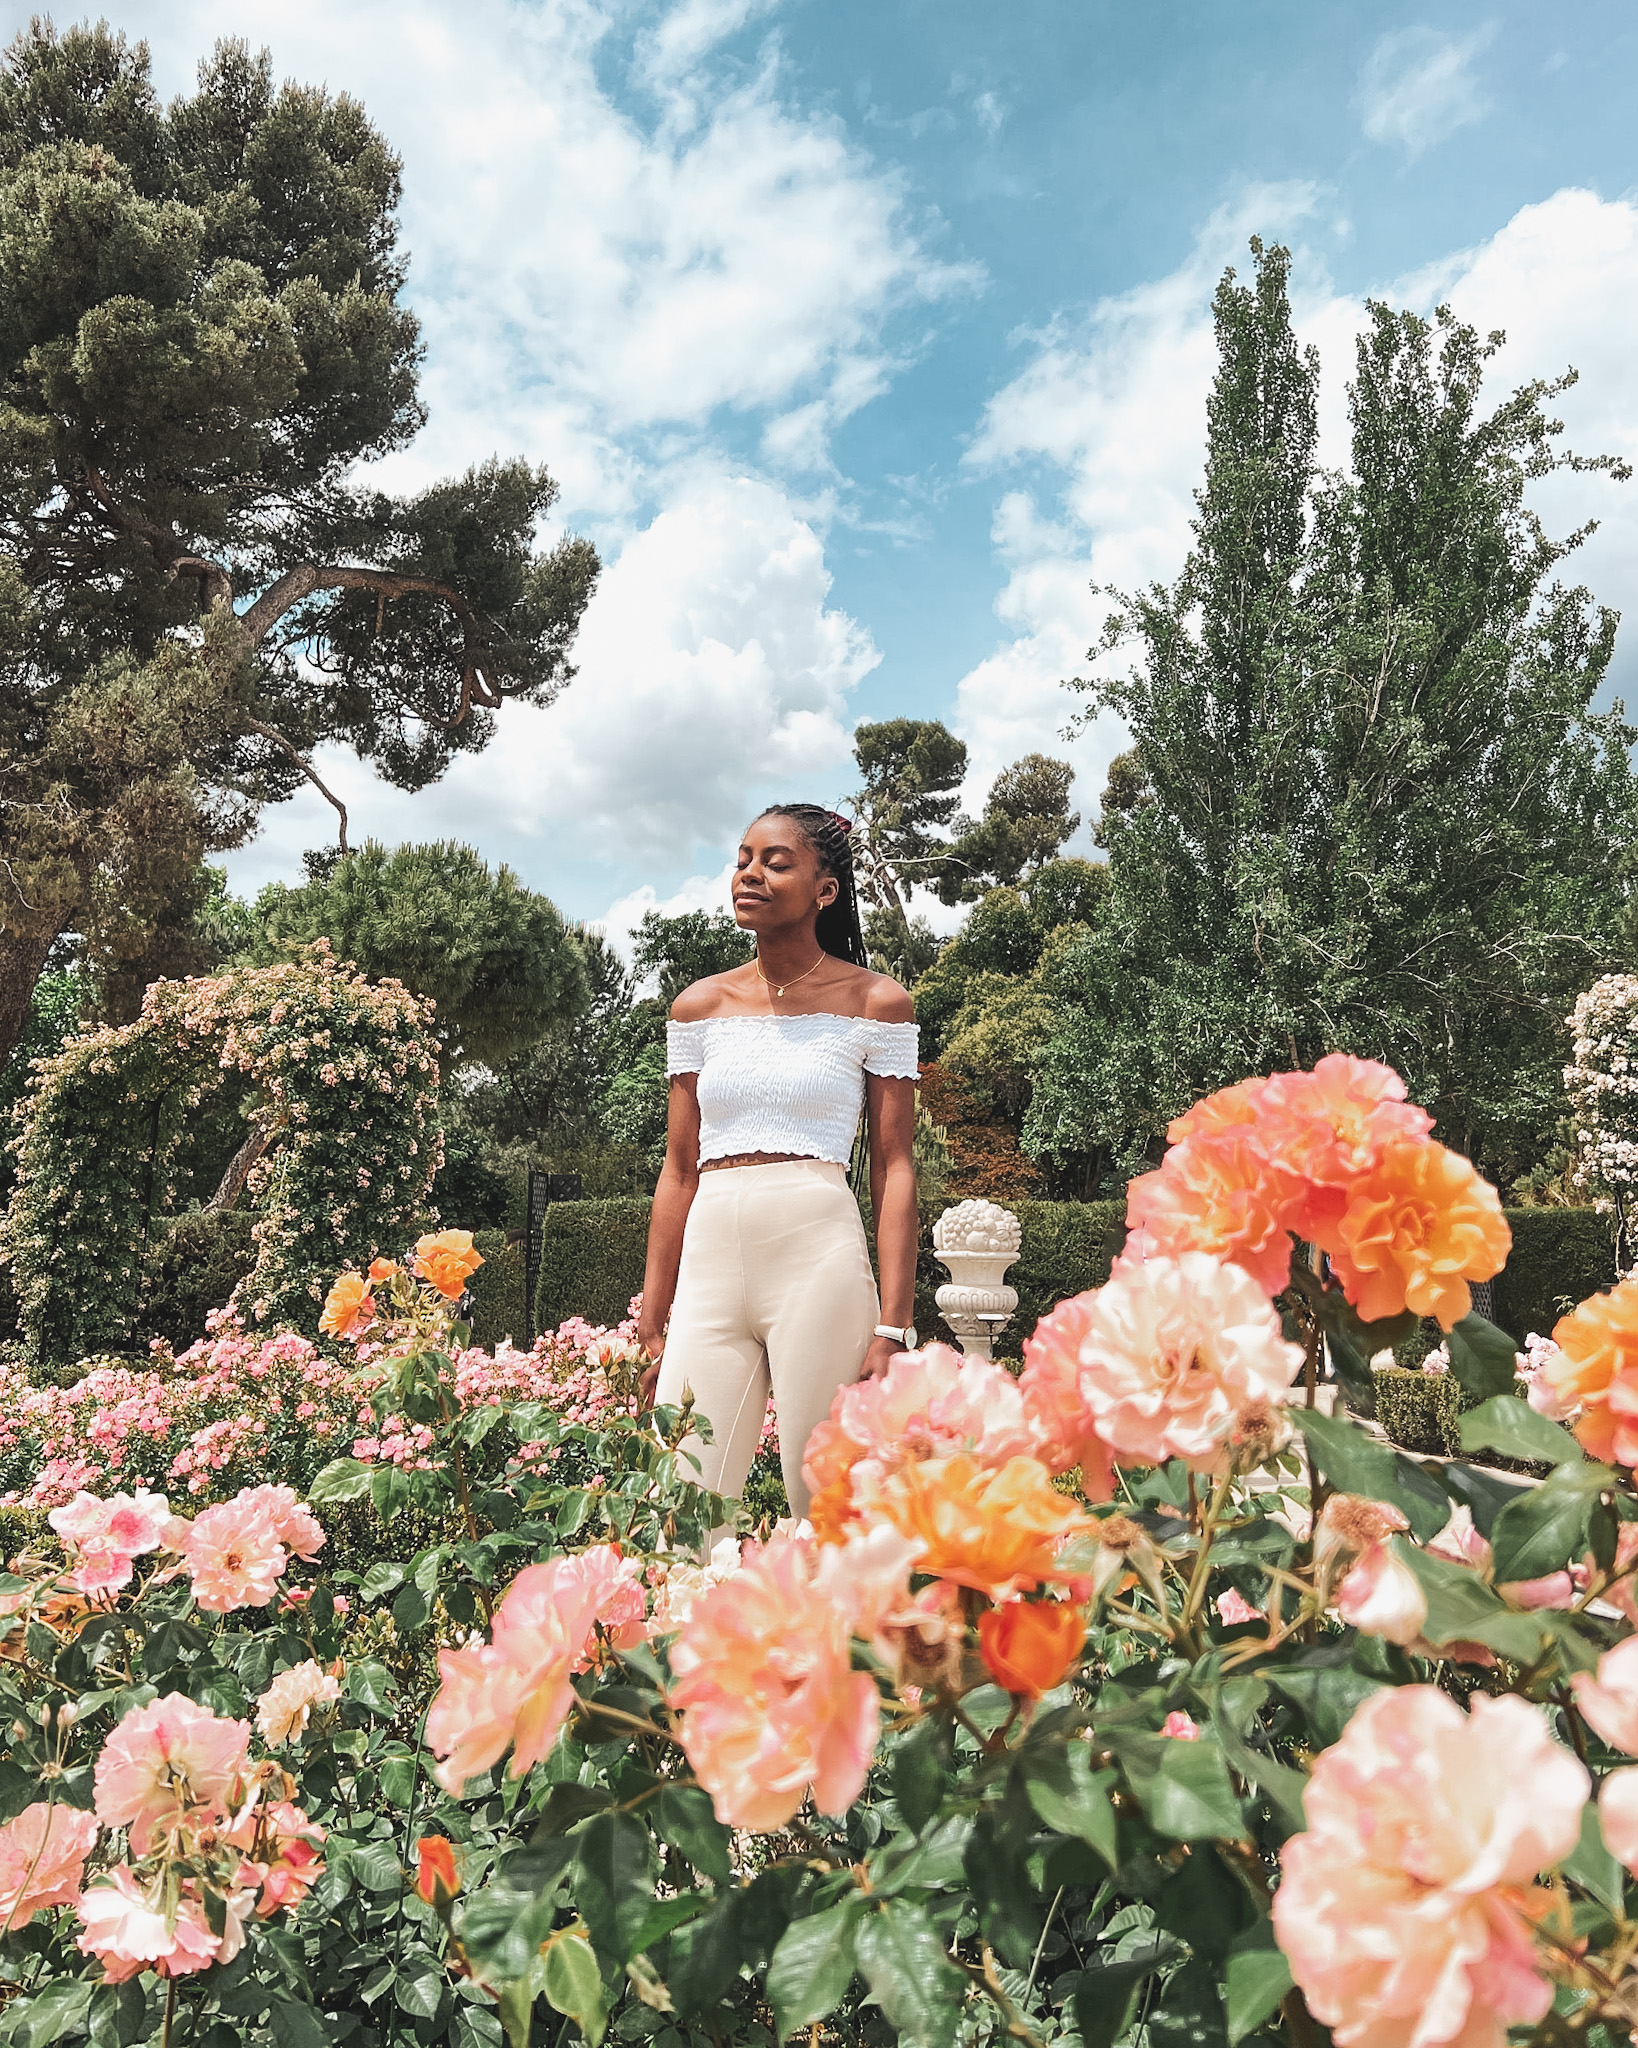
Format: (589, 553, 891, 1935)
(13, 0, 1638, 944)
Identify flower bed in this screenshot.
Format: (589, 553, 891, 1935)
(0, 1060, 1637, 2048)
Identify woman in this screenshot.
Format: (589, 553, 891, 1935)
(636, 803, 920, 1518)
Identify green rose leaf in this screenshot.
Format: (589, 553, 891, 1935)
(307, 1456, 373, 1503)
(1458, 1395, 1584, 1468)
(1021, 1745, 1119, 1868)
(652, 1783, 732, 1884)
(1489, 1460, 1612, 1584)
(541, 1932, 607, 2048)
(768, 1898, 862, 2040)
(574, 1811, 657, 1963)
(1295, 1411, 1449, 1539)
(1224, 1924, 1293, 2046)
(1564, 1798, 1625, 1913)
(1446, 1314, 1523, 1403)
(854, 1899, 967, 2048)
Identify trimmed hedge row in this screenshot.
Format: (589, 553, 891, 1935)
(1372, 1365, 1463, 1456)
(467, 1230, 528, 1350)
(535, 1195, 1129, 1353)
(1493, 1207, 1615, 1341)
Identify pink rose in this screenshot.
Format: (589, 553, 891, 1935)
(1599, 1766, 1638, 1873)
(1073, 1254, 1301, 1472)
(1162, 1710, 1201, 1740)
(94, 1696, 250, 1854)
(669, 1531, 879, 1832)
(1335, 1543, 1429, 1646)
(1214, 1588, 1260, 1626)
(1573, 1636, 1638, 1755)
(77, 1864, 254, 1981)
(179, 1498, 288, 1614)
(1017, 1294, 1115, 1495)
(0, 1803, 99, 1931)
(1273, 1687, 1588, 2048)
(48, 1488, 170, 1594)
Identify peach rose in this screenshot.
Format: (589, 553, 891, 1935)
(1335, 1543, 1428, 1646)
(427, 1544, 631, 1794)
(179, 1496, 289, 1614)
(865, 1451, 1093, 1599)
(94, 1696, 250, 1854)
(318, 1271, 376, 1342)
(1542, 1279, 1638, 1467)
(978, 1599, 1086, 1698)
(0, 1803, 99, 1931)
(669, 1532, 879, 1831)
(1273, 1687, 1588, 2048)
(412, 1229, 484, 1300)
(1330, 1138, 1512, 1331)
(1075, 1254, 1301, 1472)
(1572, 1635, 1638, 1755)
(1127, 1126, 1307, 1297)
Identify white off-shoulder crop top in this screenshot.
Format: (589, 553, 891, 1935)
(666, 1014, 920, 1166)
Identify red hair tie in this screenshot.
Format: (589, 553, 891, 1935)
(830, 812, 853, 835)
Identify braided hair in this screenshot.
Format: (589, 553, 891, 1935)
(754, 804, 869, 967)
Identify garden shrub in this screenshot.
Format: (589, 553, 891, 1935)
(1372, 1363, 1461, 1454)
(1494, 1205, 1615, 1340)
(535, 1196, 653, 1332)
(0, 947, 441, 1361)
(142, 1208, 260, 1351)
(466, 1229, 528, 1348)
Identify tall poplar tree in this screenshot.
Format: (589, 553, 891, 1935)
(0, 24, 599, 1063)
(1028, 240, 1638, 1185)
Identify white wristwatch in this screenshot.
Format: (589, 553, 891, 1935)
(875, 1322, 918, 1351)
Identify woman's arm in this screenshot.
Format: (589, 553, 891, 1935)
(637, 1073, 701, 1406)
(863, 1064, 919, 1381)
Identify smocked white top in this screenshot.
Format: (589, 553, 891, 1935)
(666, 1014, 920, 1166)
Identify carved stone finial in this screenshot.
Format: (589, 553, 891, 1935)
(932, 1199, 1022, 1361)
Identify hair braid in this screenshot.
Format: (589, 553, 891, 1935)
(754, 803, 869, 966)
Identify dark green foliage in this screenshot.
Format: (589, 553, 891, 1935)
(850, 717, 969, 911)
(1494, 1206, 1616, 1340)
(935, 752, 1081, 904)
(1031, 239, 1638, 1188)
(997, 1198, 1128, 1356)
(252, 840, 588, 1068)
(142, 1209, 259, 1351)
(466, 1229, 528, 1349)
(630, 909, 752, 1006)
(429, 1092, 514, 1230)
(0, 967, 80, 1206)
(535, 1197, 653, 1334)
(915, 863, 1102, 1059)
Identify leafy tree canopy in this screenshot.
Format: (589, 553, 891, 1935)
(1029, 238, 1638, 1186)
(248, 840, 588, 1069)
(0, 23, 598, 1064)
(934, 751, 1081, 904)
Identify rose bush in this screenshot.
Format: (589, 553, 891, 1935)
(0, 1059, 1637, 2048)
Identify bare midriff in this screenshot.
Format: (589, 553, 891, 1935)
(699, 1151, 822, 1172)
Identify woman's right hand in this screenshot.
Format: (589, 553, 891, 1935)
(637, 1332, 664, 1410)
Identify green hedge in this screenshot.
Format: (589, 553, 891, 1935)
(536, 1198, 652, 1335)
(468, 1230, 528, 1349)
(1372, 1364, 1462, 1455)
(144, 1209, 259, 1351)
(534, 1194, 1125, 1353)
(1494, 1207, 1615, 1341)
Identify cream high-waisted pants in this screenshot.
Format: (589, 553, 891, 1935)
(654, 1159, 880, 1517)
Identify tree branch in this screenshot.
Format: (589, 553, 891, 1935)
(240, 715, 350, 854)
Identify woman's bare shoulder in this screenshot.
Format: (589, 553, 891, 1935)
(858, 970, 915, 1024)
(669, 969, 753, 1023)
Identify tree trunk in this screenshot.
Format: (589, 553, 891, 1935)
(0, 924, 61, 1071)
(205, 1119, 273, 1213)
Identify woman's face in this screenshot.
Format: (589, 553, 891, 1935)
(731, 816, 836, 935)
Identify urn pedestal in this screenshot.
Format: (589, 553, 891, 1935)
(931, 1198, 1022, 1361)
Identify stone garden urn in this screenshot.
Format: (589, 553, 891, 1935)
(932, 1198, 1023, 1361)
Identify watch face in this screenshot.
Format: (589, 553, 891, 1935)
(903, 1326, 918, 1352)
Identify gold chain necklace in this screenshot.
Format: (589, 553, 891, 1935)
(755, 950, 827, 999)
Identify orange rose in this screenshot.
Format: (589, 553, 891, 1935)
(1330, 1139, 1511, 1330)
(1545, 1280, 1638, 1467)
(978, 1599, 1087, 1697)
(318, 1271, 376, 1342)
(411, 1229, 484, 1301)
(415, 1835, 459, 1907)
(868, 1453, 1094, 1598)
(367, 1257, 397, 1284)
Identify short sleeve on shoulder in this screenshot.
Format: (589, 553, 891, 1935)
(665, 1020, 708, 1075)
(861, 1020, 920, 1079)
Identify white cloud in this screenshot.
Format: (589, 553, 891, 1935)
(1359, 25, 1493, 159)
(952, 185, 1638, 837)
(594, 863, 737, 974)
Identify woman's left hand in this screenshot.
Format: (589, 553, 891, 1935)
(859, 1334, 906, 1381)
